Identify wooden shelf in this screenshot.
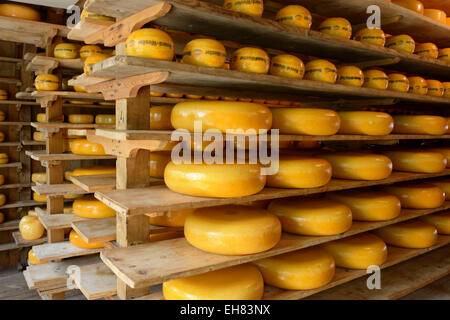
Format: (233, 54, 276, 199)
(0, 183, 33, 190)
(32, 183, 87, 196)
(0, 121, 31, 126)
(12, 231, 47, 247)
(26, 56, 84, 75)
(26, 150, 116, 161)
(0, 99, 39, 106)
(21, 140, 45, 146)
(0, 77, 22, 86)
(0, 56, 22, 64)
(0, 242, 19, 252)
(70, 174, 116, 193)
(33, 241, 103, 261)
(31, 91, 104, 102)
(38, 213, 84, 232)
(0, 219, 20, 232)
(0, 200, 46, 210)
(31, 122, 114, 132)
(0, 142, 21, 147)
(0, 162, 22, 169)
(71, 263, 117, 300)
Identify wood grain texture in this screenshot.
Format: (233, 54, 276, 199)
(32, 241, 102, 261)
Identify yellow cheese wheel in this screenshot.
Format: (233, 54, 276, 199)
(374, 220, 438, 248)
(33, 192, 46, 203)
(93, 114, 115, 124)
(231, 47, 270, 74)
(79, 45, 103, 59)
(68, 114, 94, 124)
(0, 89, 8, 100)
(429, 179, 450, 199)
(73, 195, 116, 219)
(415, 42, 439, 59)
(381, 149, 446, 173)
(353, 28, 386, 46)
(72, 166, 116, 177)
(0, 132, 4, 142)
(166, 93, 184, 98)
(64, 170, 73, 181)
(223, 0, 264, 17)
(271, 108, 340, 135)
(393, 115, 448, 135)
(150, 91, 164, 97)
(420, 211, 450, 235)
(69, 229, 104, 249)
(408, 76, 428, 95)
(319, 152, 392, 180)
(182, 39, 226, 68)
(426, 79, 444, 97)
(392, 0, 424, 14)
(381, 183, 445, 209)
(149, 208, 193, 227)
(83, 53, 110, 73)
(321, 233, 388, 269)
(336, 66, 364, 87)
(385, 34, 415, 53)
(36, 113, 47, 123)
(185, 94, 203, 99)
(33, 131, 46, 142)
(0, 193, 5, 206)
(63, 206, 72, 214)
(266, 155, 332, 188)
(326, 190, 401, 221)
(81, 10, 114, 21)
(70, 139, 106, 155)
(438, 48, 450, 62)
(149, 151, 171, 178)
(150, 106, 174, 130)
(0, 174, 4, 185)
(318, 17, 352, 39)
(428, 147, 450, 167)
(363, 69, 389, 90)
(73, 84, 86, 92)
(269, 54, 305, 79)
(444, 82, 450, 98)
(54, 43, 79, 59)
(0, 4, 40, 21)
(184, 205, 281, 255)
(0, 153, 8, 164)
(424, 9, 447, 24)
(28, 249, 47, 265)
(304, 59, 337, 84)
(126, 28, 174, 61)
(337, 111, 393, 135)
(19, 216, 44, 241)
(171, 101, 271, 133)
(35, 74, 60, 91)
(275, 5, 312, 29)
(388, 73, 409, 92)
(31, 172, 46, 183)
(267, 197, 352, 235)
(163, 264, 264, 300)
(0, 111, 5, 121)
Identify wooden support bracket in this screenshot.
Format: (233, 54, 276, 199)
(27, 56, 59, 75)
(38, 28, 58, 49)
(85, 3, 172, 46)
(338, 57, 401, 69)
(37, 95, 58, 108)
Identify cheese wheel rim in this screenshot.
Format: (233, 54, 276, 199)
(374, 220, 438, 249)
(73, 195, 116, 219)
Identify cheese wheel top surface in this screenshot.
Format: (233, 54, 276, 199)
(374, 220, 438, 248)
(381, 149, 447, 173)
(381, 183, 445, 209)
(337, 111, 394, 135)
(271, 108, 340, 135)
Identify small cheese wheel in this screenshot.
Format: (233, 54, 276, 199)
(267, 197, 352, 235)
(72, 166, 116, 177)
(181, 39, 226, 68)
(269, 54, 305, 79)
(0, 174, 4, 185)
(68, 114, 94, 124)
(33, 192, 46, 203)
(318, 17, 352, 39)
(33, 131, 46, 142)
(0, 89, 8, 100)
(426, 79, 444, 97)
(321, 233, 388, 269)
(80, 10, 114, 21)
(353, 28, 386, 46)
(95, 114, 115, 124)
(0, 153, 8, 164)
(149, 208, 193, 227)
(126, 28, 174, 61)
(393, 115, 448, 135)
(150, 106, 174, 130)
(149, 151, 171, 178)
(35, 74, 59, 91)
(426, 147, 450, 167)
(36, 113, 47, 123)
(70, 139, 106, 155)
(73, 195, 116, 219)
(69, 230, 104, 249)
(171, 101, 272, 133)
(150, 91, 164, 97)
(381, 149, 447, 173)
(429, 179, 450, 199)
(64, 194, 82, 200)
(185, 94, 203, 99)
(166, 93, 183, 98)
(266, 155, 332, 188)
(163, 264, 264, 300)
(83, 53, 110, 73)
(392, 0, 424, 14)
(0, 132, 4, 142)
(64, 170, 73, 181)
(19, 216, 44, 241)
(408, 76, 428, 95)
(415, 42, 439, 59)
(420, 211, 450, 235)
(231, 47, 270, 74)
(381, 183, 445, 209)
(0, 3, 40, 21)
(304, 59, 337, 84)
(424, 9, 447, 24)
(385, 34, 415, 53)
(326, 190, 401, 221)
(28, 249, 47, 265)
(79, 45, 102, 59)
(223, 0, 264, 17)
(54, 43, 79, 59)
(337, 111, 393, 135)
(31, 172, 46, 183)
(184, 205, 281, 255)
(275, 5, 312, 29)
(374, 220, 438, 248)
(363, 69, 389, 90)
(164, 162, 265, 198)
(254, 247, 334, 290)
(0, 212, 3, 224)
(319, 152, 392, 180)
(444, 82, 450, 98)
(336, 66, 364, 87)
(0, 193, 5, 206)
(388, 73, 409, 92)
(271, 108, 340, 135)
(0, 111, 5, 121)
(439, 48, 450, 62)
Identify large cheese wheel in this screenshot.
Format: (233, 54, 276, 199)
(35, 74, 59, 91)
(336, 66, 364, 87)
(415, 42, 439, 59)
(271, 108, 340, 135)
(0, 89, 7, 100)
(231, 47, 270, 74)
(254, 247, 334, 290)
(54, 43, 79, 59)
(69, 230, 104, 249)
(385, 34, 415, 53)
(363, 69, 389, 90)
(185, 205, 281, 255)
(149, 151, 171, 178)
(381, 183, 445, 209)
(269, 54, 305, 79)
(321, 233, 388, 269)
(79, 45, 102, 59)
(70, 139, 106, 155)
(126, 28, 174, 61)
(388, 73, 409, 92)
(304, 59, 337, 83)
(0, 4, 40, 21)
(319, 152, 392, 180)
(408, 76, 428, 95)
(164, 162, 265, 198)
(182, 39, 226, 68)
(72, 166, 116, 177)
(150, 106, 174, 130)
(337, 111, 393, 135)
(393, 115, 448, 135)
(275, 5, 312, 29)
(326, 190, 401, 221)
(171, 101, 271, 133)
(163, 264, 264, 300)
(19, 216, 44, 241)
(149, 208, 193, 227)
(73, 195, 116, 219)
(95, 114, 115, 124)
(266, 155, 332, 188)
(68, 114, 94, 124)
(32, 172, 46, 183)
(380, 149, 447, 173)
(318, 17, 352, 39)
(374, 220, 438, 248)
(420, 211, 450, 235)
(267, 197, 352, 235)
(28, 249, 47, 265)
(428, 179, 450, 199)
(0, 153, 8, 164)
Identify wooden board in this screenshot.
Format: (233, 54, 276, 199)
(0, 77, 22, 86)
(31, 91, 104, 101)
(0, 242, 19, 252)
(32, 241, 103, 261)
(0, 162, 22, 169)
(12, 231, 47, 247)
(32, 122, 114, 130)
(32, 183, 88, 196)
(26, 150, 116, 161)
(73, 263, 117, 300)
(26, 56, 83, 74)
(0, 142, 21, 147)
(0, 200, 46, 210)
(100, 204, 450, 288)
(68, 17, 115, 42)
(0, 219, 20, 232)
(39, 213, 86, 231)
(70, 174, 116, 192)
(0, 121, 31, 126)
(0, 183, 34, 190)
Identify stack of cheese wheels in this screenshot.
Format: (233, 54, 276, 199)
(380, 149, 447, 173)
(420, 211, 450, 235)
(95, 114, 115, 124)
(149, 208, 194, 227)
(31, 172, 46, 183)
(381, 183, 445, 209)
(337, 111, 394, 135)
(267, 197, 352, 235)
(72, 195, 115, 219)
(321, 233, 388, 269)
(19, 215, 44, 241)
(163, 264, 264, 300)
(0, 153, 8, 164)
(150, 106, 174, 130)
(28, 249, 47, 265)
(428, 179, 450, 199)
(149, 152, 171, 178)
(70, 139, 106, 155)
(184, 205, 281, 255)
(374, 220, 438, 248)
(271, 108, 340, 135)
(68, 114, 94, 124)
(253, 247, 335, 290)
(428, 147, 450, 167)
(326, 190, 401, 221)
(393, 115, 448, 135)
(69, 229, 104, 249)
(319, 152, 392, 180)
(72, 166, 116, 177)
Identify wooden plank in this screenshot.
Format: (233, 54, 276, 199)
(32, 183, 88, 196)
(0, 183, 34, 190)
(68, 17, 115, 42)
(12, 231, 47, 247)
(73, 263, 117, 300)
(22, 140, 46, 146)
(0, 200, 45, 210)
(0, 162, 22, 169)
(27, 56, 83, 75)
(0, 121, 31, 126)
(0, 142, 21, 147)
(39, 213, 86, 231)
(70, 174, 116, 192)
(100, 204, 450, 288)
(0, 77, 21, 86)
(32, 241, 103, 261)
(32, 122, 114, 130)
(26, 150, 116, 161)
(0, 219, 20, 232)
(0, 242, 19, 252)
(31, 91, 104, 101)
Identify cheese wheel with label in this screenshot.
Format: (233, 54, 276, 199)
(388, 73, 409, 92)
(163, 264, 264, 300)
(126, 28, 174, 61)
(326, 190, 401, 221)
(72, 166, 116, 177)
(70, 139, 106, 155)
(275, 5, 312, 30)
(380, 149, 447, 173)
(79, 45, 102, 59)
(149, 151, 171, 178)
(337, 111, 394, 135)
(95, 114, 115, 124)
(363, 69, 389, 90)
(408, 76, 428, 95)
(253, 247, 335, 290)
(385, 34, 415, 53)
(318, 17, 352, 39)
(68, 114, 94, 124)
(439, 48, 450, 62)
(381, 183, 445, 209)
(336, 66, 364, 87)
(428, 179, 450, 199)
(73, 195, 116, 219)
(223, 0, 264, 17)
(393, 115, 448, 135)
(304, 59, 337, 83)
(270, 54, 305, 79)
(35, 74, 59, 91)
(321, 233, 388, 269)
(426, 79, 444, 97)
(181, 39, 226, 68)
(420, 211, 450, 235)
(231, 47, 270, 74)
(149, 208, 194, 227)
(374, 220, 438, 248)
(54, 43, 79, 59)
(69, 230, 104, 249)
(415, 42, 439, 59)
(267, 197, 352, 235)
(150, 106, 174, 130)
(353, 28, 386, 46)
(271, 108, 340, 135)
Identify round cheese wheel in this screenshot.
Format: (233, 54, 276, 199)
(33, 131, 46, 142)
(353, 28, 386, 46)
(64, 170, 73, 181)
(269, 54, 305, 79)
(64, 194, 82, 200)
(150, 106, 174, 130)
(393, 115, 448, 135)
(149, 208, 193, 227)
(415, 42, 439, 59)
(267, 197, 352, 235)
(0, 194, 5, 206)
(184, 205, 281, 255)
(374, 220, 438, 248)
(444, 82, 450, 98)
(0, 4, 40, 21)
(166, 93, 183, 98)
(363, 69, 389, 90)
(54, 43, 79, 59)
(0, 89, 8, 100)
(68, 114, 94, 124)
(0, 174, 4, 185)
(32, 172, 46, 183)
(0, 132, 4, 142)
(223, 0, 264, 17)
(420, 211, 450, 235)
(318, 17, 352, 39)
(163, 264, 264, 300)
(439, 48, 450, 62)
(428, 179, 450, 199)
(337, 111, 393, 135)
(337, 66, 364, 87)
(385, 34, 415, 53)
(424, 9, 447, 24)
(392, 0, 424, 14)
(182, 39, 226, 68)
(271, 108, 340, 135)
(33, 192, 46, 203)
(28, 249, 47, 265)
(275, 5, 312, 29)
(408, 76, 428, 95)
(321, 233, 388, 269)
(69, 230, 104, 249)
(149, 151, 171, 178)
(19, 216, 44, 241)
(304, 59, 337, 83)
(381, 149, 447, 173)
(126, 28, 174, 61)
(80, 10, 114, 21)
(231, 47, 270, 74)
(0, 111, 5, 122)
(95, 114, 115, 124)
(73, 195, 115, 219)
(388, 73, 409, 92)
(326, 190, 401, 221)
(319, 152, 392, 180)
(79, 45, 102, 59)
(35, 74, 60, 91)
(72, 166, 116, 176)
(0, 153, 7, 164)
(266, 155, 332, 188)
(426, 79, 444, 97)
(83, 53, 111, 73)
(381, 183, 445, 209)
(70, 139, 106, 155)
(171, 101, 271, 133)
